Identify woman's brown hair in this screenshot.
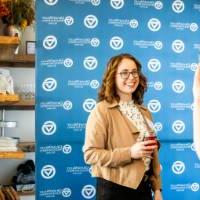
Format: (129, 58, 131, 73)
(98, 53, 147, 104)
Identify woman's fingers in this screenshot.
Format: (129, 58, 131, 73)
(140, 150, 153, 158)
(143, 140, 157, 146)
(131, 141, 157, 159)
(142, 140, 158, 150)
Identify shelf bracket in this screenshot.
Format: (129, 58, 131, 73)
(1, 109, 6, 137)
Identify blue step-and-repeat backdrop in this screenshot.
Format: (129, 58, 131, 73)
(36, 0, 200, 199)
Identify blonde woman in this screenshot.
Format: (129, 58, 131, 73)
(193, 66, 200, 159)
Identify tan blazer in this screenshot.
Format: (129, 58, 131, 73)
(84, 100, 161, 190)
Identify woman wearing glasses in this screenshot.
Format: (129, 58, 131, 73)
(193, 66, 200, 159)
(84, 53, 162, 200)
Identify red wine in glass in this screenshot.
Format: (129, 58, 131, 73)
(144, 134, 157, 147)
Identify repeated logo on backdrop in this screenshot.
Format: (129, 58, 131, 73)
(42, 121, 57, 135)
(37, 0, 200, 199)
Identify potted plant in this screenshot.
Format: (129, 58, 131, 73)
(0, 0, 35, 36)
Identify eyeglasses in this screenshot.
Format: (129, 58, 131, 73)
(117, 71, 139, 79)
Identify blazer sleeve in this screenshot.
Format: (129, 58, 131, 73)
(83, 103, 132, 168)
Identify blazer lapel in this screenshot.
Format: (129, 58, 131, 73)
(122, 114, 140, 135)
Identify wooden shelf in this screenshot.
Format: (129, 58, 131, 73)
(0, 99, 35, 110)
(0, 54, 35, 67)
(16, 183, 35, 196)
(0, 150, 25, 159)
(18, 191, 35, 196)
(0, 36, 20, 45)
(18, 142, 35, 152)
(0, 36, 35, 66)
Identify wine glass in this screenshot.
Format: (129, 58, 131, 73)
(143, 131, 158, 147)
(143, 118, 158, 145)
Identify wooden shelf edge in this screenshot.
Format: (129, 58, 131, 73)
(18, 191, 35, 196)
(13, 54, 35, 63)
(0, 36, 20, 45)
(0, 99, 35, 107)
(0, 150, 25, 159)
(18, 142, 35, 153)
(0, 54, 35, 68)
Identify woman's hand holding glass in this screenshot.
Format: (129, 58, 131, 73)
(131, 140, 157, 159)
